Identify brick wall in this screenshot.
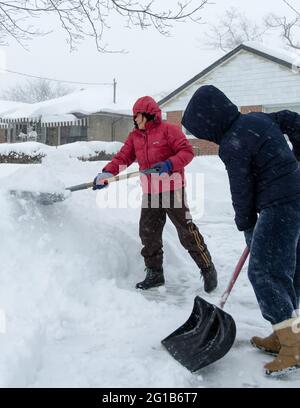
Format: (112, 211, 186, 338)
(240, 105, 262, 114)
(189, 139, 219, 156)
(166, 111, 182, 128)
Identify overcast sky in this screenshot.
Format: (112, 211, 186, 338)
(0, 0, 298, 105)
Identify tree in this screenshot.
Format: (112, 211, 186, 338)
(204, 8, 267, 53)
(0, 0, 209, 52)
(204, 1, 300, 53)
(265, 1, 300, 50)
(0, 78, 74, 103)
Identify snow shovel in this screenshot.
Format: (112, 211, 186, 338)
(10, 168, 160, 205)
(161, 246, 250, 372)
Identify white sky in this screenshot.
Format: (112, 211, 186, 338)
(0, 0, 298, 105)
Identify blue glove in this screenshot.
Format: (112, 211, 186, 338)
(93, 172, 113, 190)
(244, 226, 254, 249)
(152, 160, 173, 175)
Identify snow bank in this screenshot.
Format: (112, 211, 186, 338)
(0, 156, 299, 388)
(57, 141, 123, 159)
(0, 164, 66, 194)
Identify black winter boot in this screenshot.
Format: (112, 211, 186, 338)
(136, 267, 165, 290)
(201, 263, 218, 293)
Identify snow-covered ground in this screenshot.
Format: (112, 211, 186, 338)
(0, 152, 299, 388)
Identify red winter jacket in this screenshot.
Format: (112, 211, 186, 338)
(103, 96, 194, 194)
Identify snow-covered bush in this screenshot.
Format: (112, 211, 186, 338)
(0, 151, 45, 164)
(0, 141, 122, 163)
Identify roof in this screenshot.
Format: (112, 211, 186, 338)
(158, 42, 300, 106)
(0, 100, 30, 115)
(0, 87, 133, 126)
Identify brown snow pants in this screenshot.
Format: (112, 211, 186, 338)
(139, 188, 213, 271)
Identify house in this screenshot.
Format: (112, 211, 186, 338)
(0, 88, 134, 145)
(159, 42, 300, 155)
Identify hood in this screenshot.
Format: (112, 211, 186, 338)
(181, 85, 240, 145)
(132, 96, 162, 123)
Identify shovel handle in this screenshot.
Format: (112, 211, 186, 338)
(219, 246, 250, 309)
(105, 170, 141, 183)
(66, 168, 159, 192)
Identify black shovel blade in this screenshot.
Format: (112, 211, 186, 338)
(161, 296, 236, 372)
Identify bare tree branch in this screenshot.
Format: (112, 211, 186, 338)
(203, 3, 300, 53)
(265, 13, 300, 50)
(0, 0, 210, 52)
(203, 8, 267, 53)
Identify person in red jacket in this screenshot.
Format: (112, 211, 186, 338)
(93, 96, 217, 292)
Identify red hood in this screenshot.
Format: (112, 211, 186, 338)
(132, 96, 162, 123)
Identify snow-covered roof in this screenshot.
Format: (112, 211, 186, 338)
(0, 87, 134, 126)
(40, 114, 82, 127)
(0, 100, 30, 115)
(159, 42, 300, 107)
(0, 101, 31, 128)
(244, 41, 300, 67)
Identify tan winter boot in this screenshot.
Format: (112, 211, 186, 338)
(265, 318, 300, 376)
(251, 332, 281, 355)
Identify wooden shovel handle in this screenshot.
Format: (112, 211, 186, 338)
(104, 171, 141, 184)
(67, 169, 157, 192)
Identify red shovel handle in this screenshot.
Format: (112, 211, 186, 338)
(219, 247, 250, 309)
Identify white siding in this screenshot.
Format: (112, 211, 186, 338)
(161, 50, 300, 111)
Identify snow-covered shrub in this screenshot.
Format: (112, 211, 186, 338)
(0, 151, 45, 164)
(0, 141, 122, 163)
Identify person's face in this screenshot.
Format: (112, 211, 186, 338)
(134, 113, 147, 129)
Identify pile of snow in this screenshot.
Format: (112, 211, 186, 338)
(0, 165, 66, 194)
(58, 141, 123, 159)
(0, 155, 299, 388)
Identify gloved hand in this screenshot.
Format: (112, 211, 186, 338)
(244, 226, 254, 249)
(152, 160, 173, 175)
(92, 172, 113, 190)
